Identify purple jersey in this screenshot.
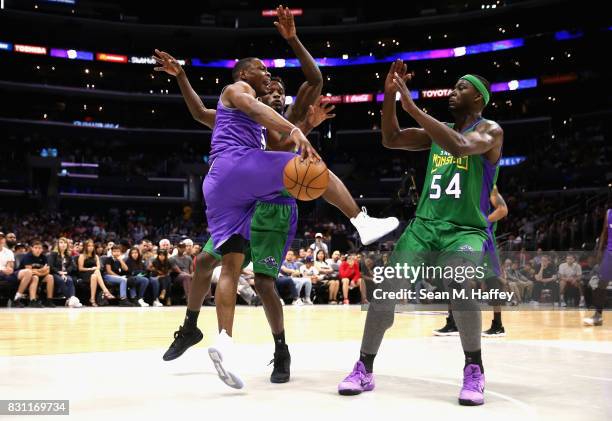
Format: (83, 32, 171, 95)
(203, 91, 296, 249)
(210, 96, 265, 161)
(606, 209, 612, 252)
(600, 209, 612, 281)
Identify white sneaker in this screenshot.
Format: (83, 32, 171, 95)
(207, 329, 244, 389)
(152, 299, 163, 307)
(578, 297, 586, 308)
(292, 298, 304, 306)
(137, 298, 150, 307)
(304, 298, 313, 305)
(350, 207, 399, 245)
(583, 313, 603, 326)
(66, 296, 83, 308)
(560, 301, 567, 307)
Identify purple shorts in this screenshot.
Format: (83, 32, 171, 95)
(203, 148, 295, 249)
(483, 234, 501, 278)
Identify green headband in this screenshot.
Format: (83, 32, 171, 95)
(461, 74, 490, 106)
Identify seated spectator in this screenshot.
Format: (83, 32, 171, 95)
(14, 243, 26, 255)
(315, 250, 339, 304)
(309, 233, 329, 257)
(48, 237, 82, 308)
(182, 238, 194, 257)
(71, 241, 83, 257)
(297, 248, 307, 263)
(339, 253, 365, 304)
(104, 245, 137, 306)
(79, 239, 114, 307)
(532, 255, 559, 304)
(138, 239, 153, 256)
(326, 250, 342, 270)
(94, 242, 106, 257)
(5, 232, 17, 251)
(105, 242, 115, 257)
(210, 263, 261, 306)
(124, 246, 159, 307)
(0, 232, 37, 307)
(505, 259, 533, 303)
(359, 255, 377, 305)
(276, 250, 300, 305)
(296, 257, 319, 305)
(169, 241, 193, 299)
(19, 240, 55, 307)
(558, 254, 584, 307)
(159, 238, 172, 254)
(148, 250, 172, 306)
(192, 243, 202, 256)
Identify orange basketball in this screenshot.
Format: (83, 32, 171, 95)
(283, 156, 329, 201)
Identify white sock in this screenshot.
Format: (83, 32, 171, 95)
(14, 292, 24, 301)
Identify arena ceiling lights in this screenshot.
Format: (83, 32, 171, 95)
(0, 28, 592, 68)
(192, 38, 525, 68)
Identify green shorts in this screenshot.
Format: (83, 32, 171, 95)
(390, 217, 489, 278)
(203, 199, 297, 278)
(202, 236, 252, 269)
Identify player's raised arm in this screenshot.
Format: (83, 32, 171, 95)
(392, 66, 503, 159)
(153, 49, 216, 129)
(274, 5, 323, 123)
(381, 60, 431, 151)
(223, 81, 320, 161)
(487, 186, 508, 223)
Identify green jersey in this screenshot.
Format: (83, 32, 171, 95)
(415, 119, 499, 231)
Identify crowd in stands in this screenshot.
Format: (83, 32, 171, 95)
(1, 222, 607, 310)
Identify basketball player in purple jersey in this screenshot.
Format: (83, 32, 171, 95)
(153, 8, 397, 389)
(584, 202, 611, 326)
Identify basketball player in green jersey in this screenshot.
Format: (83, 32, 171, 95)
(338, 60, 503, 406)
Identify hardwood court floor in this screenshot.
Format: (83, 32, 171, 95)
(1, 306, 610, 421)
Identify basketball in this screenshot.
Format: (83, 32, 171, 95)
(283, 156, 329, 201)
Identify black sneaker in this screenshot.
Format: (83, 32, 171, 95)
(43, 299, 56, 308)
(269, 344, 291, 383)
(250, 296, 262, 306)
(482, 322, 506, 337)
(433, 317, 459, 336)
(11, 299, 25, 308)
(203, 298, 215, 307)
(118, 298, 135, 307)
(163, 325, 204, 361)
(28, 299, 44, 308)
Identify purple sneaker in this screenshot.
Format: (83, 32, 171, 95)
(338, 361, 375, 395)
(458, 364, 485, 406)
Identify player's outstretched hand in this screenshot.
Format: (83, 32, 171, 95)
(290, 129, 321, 163)
(392, 69, 416, 113)
(153, 49, 183, 77)
(384, 59, 410, 93)
(274, 5, 297, 40)
(306, 96, 336, 128)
